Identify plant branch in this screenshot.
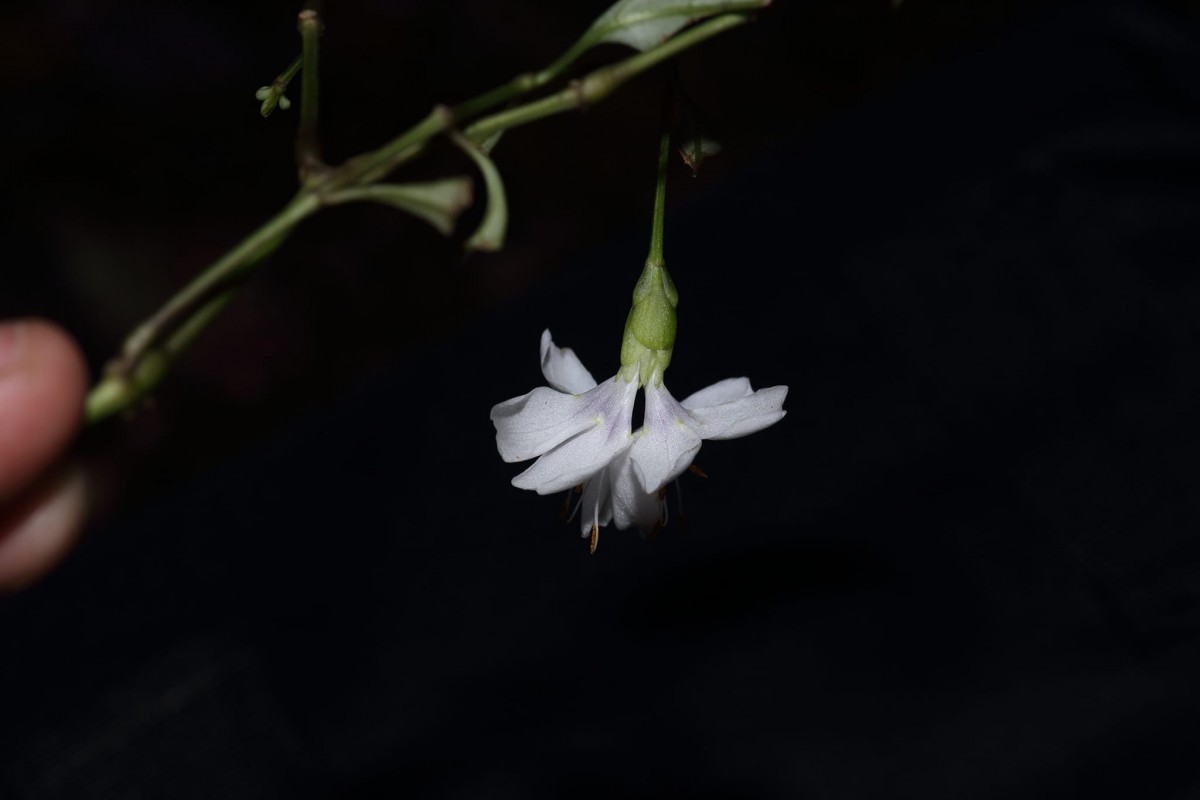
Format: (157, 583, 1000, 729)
(449, 41, 584, 121)
(85, 11, 757, 425)
(87, 291, 236, 424)
(330, 106, 453, 189)
(296, 8, 324, 179)
(462, 14, 749, 143)
(111, 194, 319, 376)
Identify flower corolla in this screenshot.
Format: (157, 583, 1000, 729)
(491, 330, 787, 549)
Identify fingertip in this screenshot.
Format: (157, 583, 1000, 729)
(0, 319, 89, 500)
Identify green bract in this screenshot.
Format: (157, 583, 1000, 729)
(620, 260, 678, 386)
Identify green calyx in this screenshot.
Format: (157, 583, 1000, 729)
(620, 258, 678, 386)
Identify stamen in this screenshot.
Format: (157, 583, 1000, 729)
(688, 463, 708, 479)
(589, 523, 599, 554)
(592, 473, 604, 535)
(565, 484, 585, 524)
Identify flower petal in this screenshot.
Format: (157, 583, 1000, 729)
(680, 377, 753, 410)
(513, 426, 634, 495)
(510, 377, 638, 494)
(491, 387, 598, 463)
(579, 466, 614, 537)
(630, 382, 703, 493)
(540, 329, 597, 394)
(688, 385, 789, 440)
(608, 448, 662, 534)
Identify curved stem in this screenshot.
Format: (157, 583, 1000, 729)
(85, 12, 755, 424)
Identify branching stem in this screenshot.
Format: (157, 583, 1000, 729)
(85, 12, 754, 424)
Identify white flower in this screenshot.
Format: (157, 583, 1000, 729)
(492, 330, 788, 549)
(631, 376, 789, 494)
(491, 330, 638, 496)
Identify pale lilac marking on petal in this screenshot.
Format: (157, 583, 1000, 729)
(490, 386, 597, 463)
(688, 385, 789, 440)
(539, 329, 597, 394)
(680, 377, 753, 410)
(630, 382, 703, 494)
(511, 376, 638, 495)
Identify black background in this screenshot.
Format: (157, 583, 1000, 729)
(4, 0, 1200, 797)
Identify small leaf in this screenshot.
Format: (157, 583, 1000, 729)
(328, 178, 474, 236)
(587, 0, 770, 53)
(452, 132, 509, 252)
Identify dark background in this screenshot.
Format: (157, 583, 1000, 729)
(4, 0, 1200, 797)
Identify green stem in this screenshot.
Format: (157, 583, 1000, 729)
(463, 14, 749, 143)
(451, 0, 768, 122)
(87, 291, 236, 424)
(296, 8, 324, 178)
(451, 74, 540, 121)
(85, 12, 755, 424)
(330, 106, 451, 189)
(116, 193, 320, 375)
(648, 130, 670, 268)
(279, 55, 303, 87)
(342, 14, 749, 185)
(449, 38, 588, 121)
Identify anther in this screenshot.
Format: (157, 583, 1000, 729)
(688, 463, 708, 479)
(589, 523, 599, 555)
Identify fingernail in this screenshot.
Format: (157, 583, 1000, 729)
(0, 322, 28, 375)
